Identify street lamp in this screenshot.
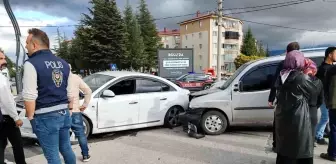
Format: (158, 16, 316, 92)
(3, 0, 23, 93)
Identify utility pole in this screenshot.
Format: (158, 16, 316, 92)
(3, 0, 22, 93)
(216, 0, 223, 81)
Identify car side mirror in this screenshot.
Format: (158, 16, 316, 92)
(233, 81, 243, 92)
(101, 90, 115, 98)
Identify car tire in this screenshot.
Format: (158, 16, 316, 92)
(201, 110, 228, 135)
(203, 84, 211, 90)
(69, 115, 91, 142)
(164, 106, 183, 128)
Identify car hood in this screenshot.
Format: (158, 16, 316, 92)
(191, 88, 222, 97)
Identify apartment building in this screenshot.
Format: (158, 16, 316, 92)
(179, 11, 243, 74)
(158, 28, 181, 48)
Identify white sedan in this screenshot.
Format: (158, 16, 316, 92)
(16, 71, 190, 140)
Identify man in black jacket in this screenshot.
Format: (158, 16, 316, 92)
(268, 42, 300, 151)
(320, 47, 336, 161)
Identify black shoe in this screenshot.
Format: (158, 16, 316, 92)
(83, 155, 91, 162)
(320, 153, 336, 161)
(316, 138, 328, 145)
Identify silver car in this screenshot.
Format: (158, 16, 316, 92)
(187, 48, 325, 135)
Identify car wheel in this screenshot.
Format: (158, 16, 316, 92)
(203, 84, 211, 90)
(69, 115, 91, 142)
(201, 111, 228, 135)
(164, 106, 183, 128)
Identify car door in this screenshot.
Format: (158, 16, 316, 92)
(231, 63, 279, 123)
(97, 78, 139, 129)
(135, 78, 176, 124)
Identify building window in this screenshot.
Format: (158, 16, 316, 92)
(199, 32, 202, 38)
(200, 66, 203, 70)
(192, 45, 194, 48)
(185, 35, 187, 40)
(185, 46, 187, 48)
(223, 44, 238, 50)
(199, 44, 202, 49)
(199, 21, 202, 27)
(213, 43, 217, 49)
(185, 25, 188, 30)
(199, 55, 202, 60)
(225, 31, 239, 39)
(192, 33, 194, 37)
(213, 31, 217, 36)
(166, 45, 169, 48)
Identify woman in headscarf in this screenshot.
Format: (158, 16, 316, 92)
(303, 58, 324, 145)
(274, 50, 317, 164)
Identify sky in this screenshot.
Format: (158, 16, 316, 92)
(1, 0, 336, 62)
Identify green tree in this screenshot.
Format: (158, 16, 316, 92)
(257, 41, 266, 57)
(123, 0, 145, 70)
(81, 0, 129, 69)
(241, 27, 258, 56)
(137, 0, 161, 71)
(234, 53, 264, 69)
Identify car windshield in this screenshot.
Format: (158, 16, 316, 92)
(83, 74, 115, 92)
(220, 61, 254, 90)
(176, 74, 188, 80)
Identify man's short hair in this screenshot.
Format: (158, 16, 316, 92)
(325, 47, 336, 58)
(0, 49, 3, 54)
(286, 42, 300, 52)
(28, 28, 50, 48)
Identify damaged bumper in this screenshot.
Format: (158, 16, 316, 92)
(178, 108, 205, 132)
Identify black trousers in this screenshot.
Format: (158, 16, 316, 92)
(273, 114, 276, 148)
(276, 154, 313, 164)
(0, 115, 26, 164)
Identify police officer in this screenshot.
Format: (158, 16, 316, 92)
(22, 28, 76, 164)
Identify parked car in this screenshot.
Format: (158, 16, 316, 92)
(172, 73, 214, 91)
(181, 48, 325, 135)
(16, 71, 190, 140)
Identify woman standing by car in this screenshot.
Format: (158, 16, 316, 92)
(274, 50, 316, 164)
(303, 58, 324, 146)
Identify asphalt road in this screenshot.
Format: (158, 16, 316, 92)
(4, 125, 335, 164)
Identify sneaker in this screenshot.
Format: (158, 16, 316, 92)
(316, 138, 328, 145)
(320, 153, 336, 161)
(83, 155, 91, 162)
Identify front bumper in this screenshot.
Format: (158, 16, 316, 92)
(178, 108, 205, 132)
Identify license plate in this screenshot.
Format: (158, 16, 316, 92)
(181, 82, 202, 88)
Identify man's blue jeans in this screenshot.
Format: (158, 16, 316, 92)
(71, 112, 89, 156)
(30, 109, 76, 164)
(316, 103, 329, 140)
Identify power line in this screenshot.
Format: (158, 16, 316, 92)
(224, 0, 313, 10)
(226, 0, 315, 15)
(239, 19, 336, 33)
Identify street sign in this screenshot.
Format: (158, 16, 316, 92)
(110, 64, 117, 71)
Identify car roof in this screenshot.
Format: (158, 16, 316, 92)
(252, 48, 326, 65)
(96, 71, 156, 78)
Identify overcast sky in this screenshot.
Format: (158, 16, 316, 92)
(1, 0, 336, 61)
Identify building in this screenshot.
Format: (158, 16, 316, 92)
(158, 28, 181, 48)
(179, 11, 243, 74)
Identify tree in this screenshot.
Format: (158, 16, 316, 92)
(80, 0, 129, 69)
(137, 0, 161, 71)
(257, 41, 266, 57)
(241, 27, 258, 56)
(234, 53, 264, 69)
(266, 44, 270, 57)
(123, 0, 145, 70)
